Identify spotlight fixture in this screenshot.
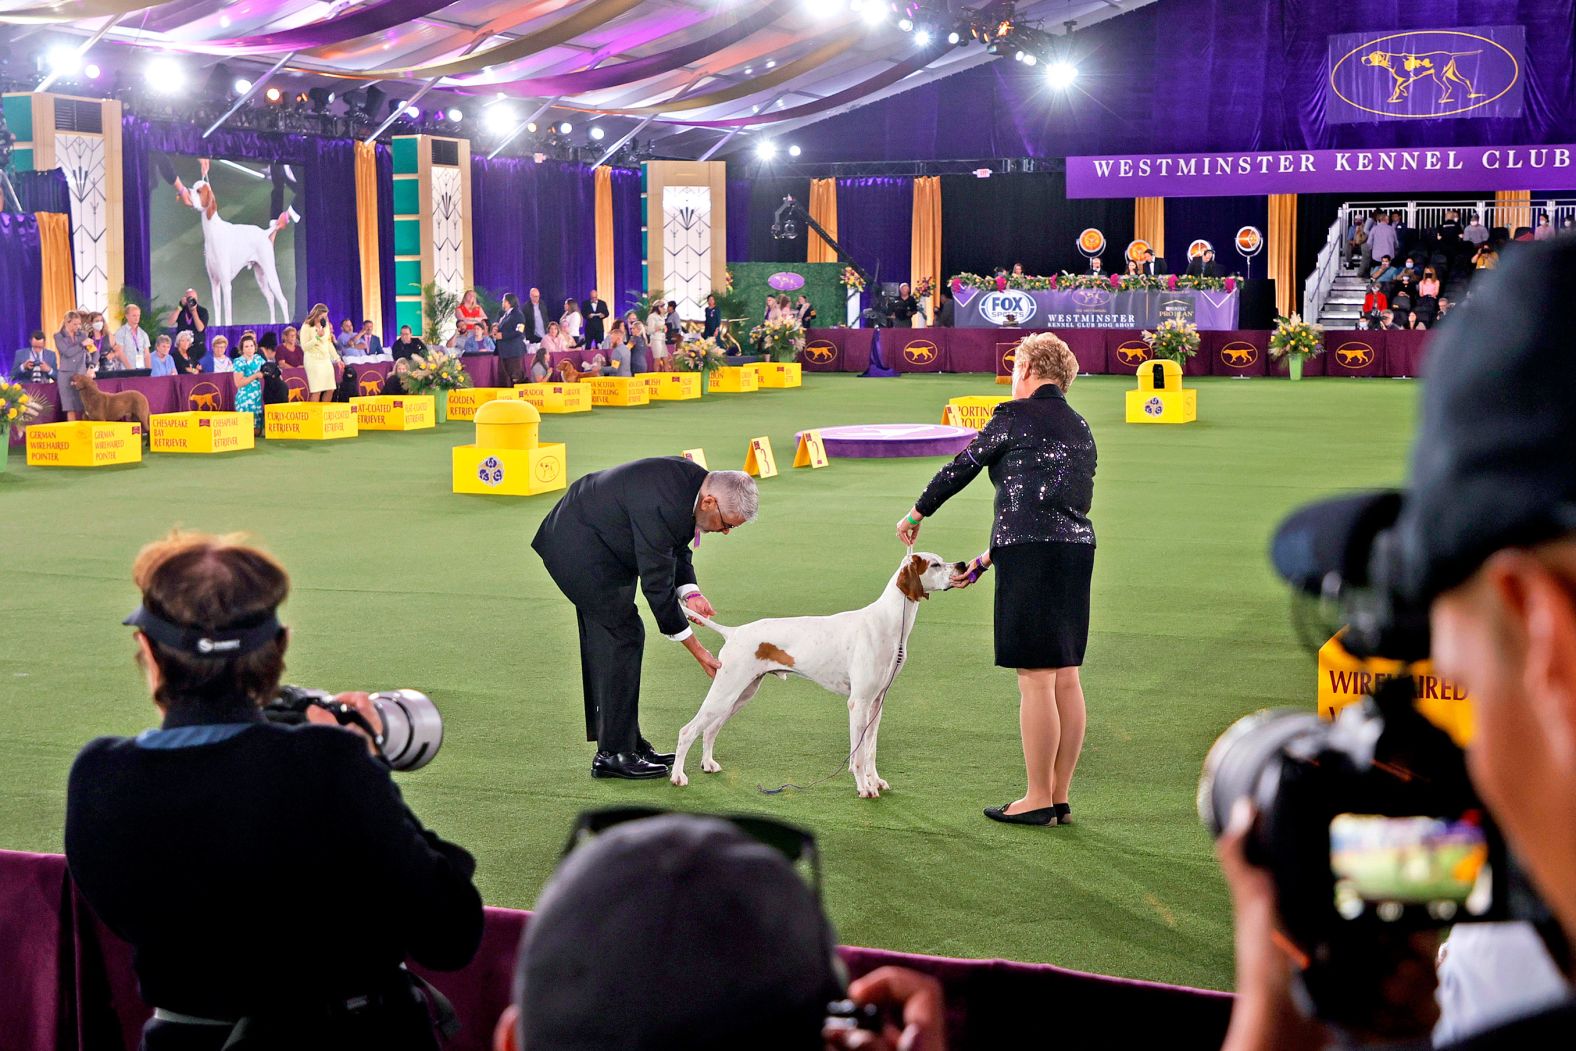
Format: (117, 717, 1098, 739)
(147, 56, 185, 94)
(1022, 53, 1037, 66)
(1013, 50, 1024, 62)
(861, 3, 886, 25)
(947, 30, 960, 44)
(265, 86, 283, 103)
(526, 121, 538, 133)
(307, 86, 334, 113)
(898, 17, 913, 31)
(45, 45, 82, 76)
(446, 107, 463, 122)
(788, 144, 802, 157)
(756, 140, 776, 160)
(766, 59, 777, 68)
(1045, 60, 1078, 88)
(744, 67, 753, 75)
(83, 63, 101, 80)
(558, 121, 572, 134)
(234, 77, 253, 94)
(915, 29, 932, 46)
(589, 125, 605, 140)
(484, 105, 517, 134)
(404, 104, 421, 118)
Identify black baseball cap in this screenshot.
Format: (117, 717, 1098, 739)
(1271, 239, 1576, 654)
(514, 813, 843, 1051)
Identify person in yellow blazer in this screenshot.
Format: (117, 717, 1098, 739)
(300, 303, 341, 402)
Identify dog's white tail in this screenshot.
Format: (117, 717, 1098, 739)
(685, 610, 734, 639)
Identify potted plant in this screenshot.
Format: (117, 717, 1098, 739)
(1268, 314, 1325, 381)
(1141, 318, 1201, 365)
(400, 349, 471, 420)
(421, 282, 462, 345)
(0, 381, 42, 471)
(672, 337, 726, 392)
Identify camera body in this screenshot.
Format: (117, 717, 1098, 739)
(264, 685, 444, 770)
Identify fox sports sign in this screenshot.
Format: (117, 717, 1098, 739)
(977, 290, 1038, 326)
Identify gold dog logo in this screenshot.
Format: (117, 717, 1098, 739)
(903, 340, 938, 366)
(997, 345, 1017, 375)
(1116, 341, 1151, 367)
(358, 374, 383, 396)
(1334, 342, 1375, 369)
(804, 340, 838, 364)
(535, 457, 560, 483)
(1332, 31, 1520, 119)
(1219, 342, 1259, 368)
(187, 382, 222, 412)
(286, 377, 309, 402)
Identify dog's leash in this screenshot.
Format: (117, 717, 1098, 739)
(758, 547, 918, 796)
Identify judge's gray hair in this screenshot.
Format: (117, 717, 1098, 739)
(703, 470, 759, 523)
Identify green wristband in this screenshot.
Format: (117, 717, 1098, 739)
(905, 513, 921, 525)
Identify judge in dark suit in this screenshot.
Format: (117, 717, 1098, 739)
(702, 294, 721, 339)
(582, 290, 610, 349)
(1139, 249, 1167, 276)
(532, 460, 760, 779)
(495, 293, 528, 385)
(1186, 249, 1223, 278)
(1087, 256, 1106, 277)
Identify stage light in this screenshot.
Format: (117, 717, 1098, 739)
(756, 141, 776, 160)
(405, 105, 421, 118)
(46, 46, 82, 76)
(484, 105, 516, 134)
(788, 144, 802, 157)
(898, 17, 913, 31)
(589, 125, 605, 140)
(1045, 60, 1078, 88)
(147, 56, 184, 93)
(861, 3, 885, 25)
(947, 30, 960, 44)
(446, 107, 463, 122)
(1013, 50, 1024, 62)
(233, 77, 252, 94)
(84, 63, 101, 80)
(1022, 53, 1037, 66)
(744, 67, 753, 75)
(558, 121, 572, 134)
(526, 121, 538, 133)
(766, 59, 777, 68)
(915, 29, 932, 46)
(265, 86, 283, 103)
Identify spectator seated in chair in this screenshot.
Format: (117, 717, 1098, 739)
(12, 330, 57, 382)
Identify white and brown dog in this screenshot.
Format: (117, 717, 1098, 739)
(672, 552, 963, 798)
(174, 159, 294, 326)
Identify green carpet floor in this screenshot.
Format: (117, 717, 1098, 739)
(0, 373, 1418, 990)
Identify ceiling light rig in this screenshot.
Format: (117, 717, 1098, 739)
(882, 1, 1081, 82)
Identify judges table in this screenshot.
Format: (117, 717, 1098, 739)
(799, 327, 1431, 379)
(0, 849, 1231, 1051)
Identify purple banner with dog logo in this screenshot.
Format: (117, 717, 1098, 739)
(1326, 26, 1526, 125)
(1066, 143, 1576, 199)
(953, 286, 1239, 330)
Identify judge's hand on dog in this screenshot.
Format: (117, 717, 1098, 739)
(682, 593, 721, 678)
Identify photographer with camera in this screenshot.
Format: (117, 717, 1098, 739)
(65, 531, 483, 1050)
(169, 287, 210, 339)
(1210, 239, 1576, 1050)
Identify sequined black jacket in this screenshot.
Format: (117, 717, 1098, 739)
(915, 385, 1096, 548)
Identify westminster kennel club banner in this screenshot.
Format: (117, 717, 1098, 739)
(1326, 26, 1526, 125)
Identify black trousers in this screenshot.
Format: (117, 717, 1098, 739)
(574, 593, 646, 753)
(499, 354, 526, 386)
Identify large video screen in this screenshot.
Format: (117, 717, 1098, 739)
(149, 152, 305, 326)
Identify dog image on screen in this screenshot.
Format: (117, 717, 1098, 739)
(172, 158, 296, 326)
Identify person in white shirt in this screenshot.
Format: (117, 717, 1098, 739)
(560, 298, 584, 347)
(107, 305, 152, 371)
(208, 334, 234, 373)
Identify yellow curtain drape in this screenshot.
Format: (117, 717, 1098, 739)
(808, 179, 838, 264)
(353, 142, 383, 338)
(594, 166, 616, 301)
(36, 212, 74, 332)
(1267, 194, 1297, 319)
(911, 176, 942, 312)
(1134, 197, 1165, 260)
(1494, 190, 1532, 234)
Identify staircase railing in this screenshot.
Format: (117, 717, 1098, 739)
(1302, 213, 1344, 322)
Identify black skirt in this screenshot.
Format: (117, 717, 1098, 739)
(991, 542, 1095, 669)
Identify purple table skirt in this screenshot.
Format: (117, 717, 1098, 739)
(0, 849, 1231, 1051)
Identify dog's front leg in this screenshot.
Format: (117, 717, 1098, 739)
(848, 696, 878, 798)
(864, 699, 889, 793)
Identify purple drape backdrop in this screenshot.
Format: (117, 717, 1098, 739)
(471, 157, 529, 301)
(470, 157, 602, 312)
(13, 169, 70, 216)
(727, 177, 751, 264)
(1163, 196, 1270, 275)
(836, 177, 913, 308)
(612, 166, 643, 311)
(375, 143, 397, 340)
(120, 118, 362, 325)
(785, 0, 1576, 164)
(0, 213, 43, 357)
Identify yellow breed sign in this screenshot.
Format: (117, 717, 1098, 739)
(1317, 632, 1473, 747)
(445, 388, 517, 421)
(150, 412, 255, 454)
(945, 396, 1011, 430)
(25, 421, 143, 466)
(709, 366, 759, 393)
(652, 374, 703, 400)
(515, 383, 592, 413)
(751, 362, 802, 388)
(264, 402, 359, 440)
(351, 395, 436, 431)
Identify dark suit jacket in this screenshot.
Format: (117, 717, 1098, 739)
(521, 300, 549, 343)
(582, 299, 610, 343)
(702, 306, 720, 339)
(532, 457, 706, 637)
(495, 307, 527, 359)
(1141, 259, 1168, 276)
(1186, 259, 1223, 277)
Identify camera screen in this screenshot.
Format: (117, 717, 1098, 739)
(1330, 813, 1491, 921)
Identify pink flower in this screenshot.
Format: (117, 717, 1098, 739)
(994, 275, 1007, 292)
(1049, 273, 1058, 290)
(1109, 273, 1122, 289)
(1167, 274, 1178, 291)
(1225, 277, 1237, 292)
(950, 277, 962, 293)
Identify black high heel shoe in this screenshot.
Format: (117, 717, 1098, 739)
(1053, 803, 1072, 826)
(983, 802, 1059, 826)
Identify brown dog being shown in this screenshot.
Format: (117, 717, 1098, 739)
(71, 373, 151, 441)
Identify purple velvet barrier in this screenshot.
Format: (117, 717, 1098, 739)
(889, 330, 946, 373)
(0, 212, 43, 358)
(1205, 330, 1273, 377)
(1322, 332, 1388, 378)
(834, 178, 913, 311)
(1384, 329, 1432, 377)
(0, 850, 1232, 1051)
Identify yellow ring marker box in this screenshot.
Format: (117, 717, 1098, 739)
(1124, 359, 1197, 424)
(264, 402, 359, 440)
(750, 362, 802, 388)
(452, 398, 568, 496)
(652, 373, 703, 401)
(445, 388, 517, 421)
(350, 395, 435, 431)
(150, 412, 255, 454)
(709, 365, 759, 393)
(586, 376, 651, 406)
(515, 383, 593, 413)
(26, 421, 143, 466)
(945, 395, 1011, 430)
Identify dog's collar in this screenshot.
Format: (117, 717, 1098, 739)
(125, 605, 284, 658)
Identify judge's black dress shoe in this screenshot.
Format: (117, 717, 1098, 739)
(591, 751, 669, 780)
(637, 738, 676, 766)
(983, 802, 1059, 826)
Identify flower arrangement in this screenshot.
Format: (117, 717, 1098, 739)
(750, 316, 807, 363)
(1142, 318, 1201, 363)
(421, 282, 462, 344)
(673, 337, 726, 374)
(951, 272, 1236, 293)
(1, 380, 43, 431)
(840, 266, 865, 293)
(1268, 314, 1325, 360)
(913, 276, 934, 300)
(401, 349, 473, 393)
